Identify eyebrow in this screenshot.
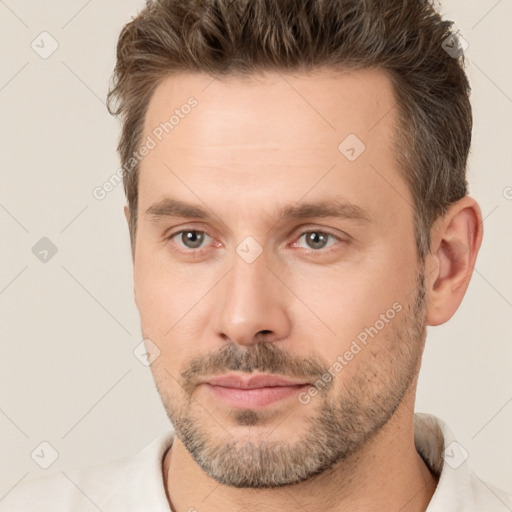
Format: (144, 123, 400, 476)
(145, 197, 373, 225)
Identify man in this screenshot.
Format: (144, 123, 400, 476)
(2, 0, 511, 510)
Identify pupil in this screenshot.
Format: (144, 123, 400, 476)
(183, 231, 203, 248)
(308, 232, 326, 249)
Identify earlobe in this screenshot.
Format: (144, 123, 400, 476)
(425, 196, 483, 326)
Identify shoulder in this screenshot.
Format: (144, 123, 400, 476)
(466, 473, 512, 511)
(0, 431, 174, 512)
(414, 413, 512, 511)
(430, 471, 512, 511)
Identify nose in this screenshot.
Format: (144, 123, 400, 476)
(211, 245, 292, 347)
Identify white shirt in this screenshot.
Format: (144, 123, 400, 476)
(1, 413, 511, 511)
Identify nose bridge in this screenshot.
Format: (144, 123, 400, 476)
(230, 245, 271, 306)
(212, 241, 291, 345)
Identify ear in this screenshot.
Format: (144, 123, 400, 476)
(424, 196, 484, 326)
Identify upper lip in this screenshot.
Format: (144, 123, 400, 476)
(202, 374, 310, 389)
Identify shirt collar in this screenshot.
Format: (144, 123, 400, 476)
(414, 412, 512, 511)
(151, 413, 510, 511)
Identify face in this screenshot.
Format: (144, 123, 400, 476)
(132, 68, 427, 488)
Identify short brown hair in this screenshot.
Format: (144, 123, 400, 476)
(107, 0, 471, 261)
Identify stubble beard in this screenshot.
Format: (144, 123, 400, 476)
(153, 269, 427, 488)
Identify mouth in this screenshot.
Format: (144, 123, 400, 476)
(200, 374, 311, 408)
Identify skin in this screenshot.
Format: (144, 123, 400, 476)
(126, 68, 483, 512)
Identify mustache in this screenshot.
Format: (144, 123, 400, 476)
(180, 341, 329, 396)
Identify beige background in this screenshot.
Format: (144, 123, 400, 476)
(1, 0, 511, 496)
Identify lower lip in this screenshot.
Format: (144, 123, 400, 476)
(204, 383, 309, 408)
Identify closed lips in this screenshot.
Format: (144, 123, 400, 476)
(204, 374, 310, 389)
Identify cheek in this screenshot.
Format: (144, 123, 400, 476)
(134, 241, 190, 321)
(284, 254, 417, 384)
(133, 247, 214, 372)
(289, 259, 408, 341)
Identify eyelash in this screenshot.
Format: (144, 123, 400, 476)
(166, 227, 346, 257)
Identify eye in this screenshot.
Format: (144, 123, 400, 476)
(293, 230, 342, 252)
(166, 227, 345, 256)
(169, 230, 213, 251)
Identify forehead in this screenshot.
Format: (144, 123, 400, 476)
(138, 68, 411, 230)
(143, 68, 397, 154)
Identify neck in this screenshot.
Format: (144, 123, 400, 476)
(162, 395, 438, 512)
